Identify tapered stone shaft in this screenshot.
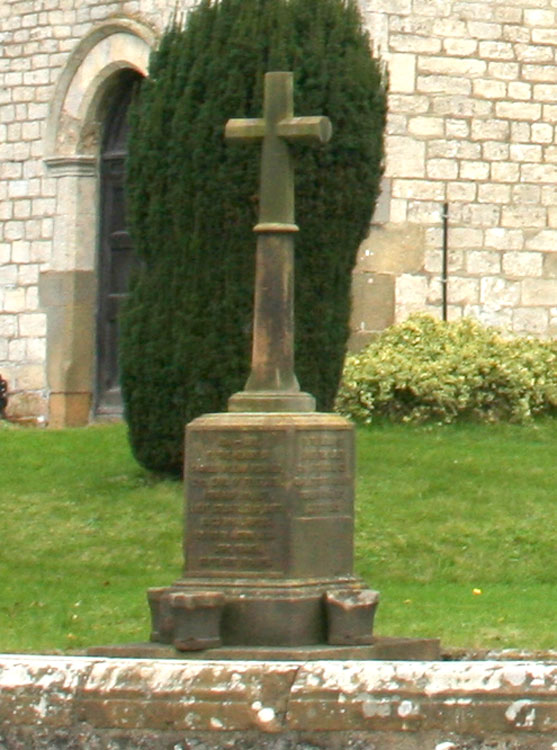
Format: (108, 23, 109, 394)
(244, 232, 297, 393)
(225, 71, 331, 412)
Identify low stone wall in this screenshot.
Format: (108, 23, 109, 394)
(1, 655, 556, 749)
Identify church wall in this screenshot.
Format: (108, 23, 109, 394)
(0, 1, 185, 422)
(2, 0, 557, 422)
(353, 0, 557, 347)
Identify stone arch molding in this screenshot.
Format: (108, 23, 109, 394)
(45, 17, 155, 159)
(40, 18, 155, 427)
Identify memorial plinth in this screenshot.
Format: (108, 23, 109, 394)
(148, 412, 377, 647)
(146, 72, 380, 651)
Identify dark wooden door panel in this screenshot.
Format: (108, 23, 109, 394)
(96, 71, 140, 416)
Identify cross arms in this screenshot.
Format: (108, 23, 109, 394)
(225, 72, 332, 229)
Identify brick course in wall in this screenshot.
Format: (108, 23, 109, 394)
(2, 0, 557, 422)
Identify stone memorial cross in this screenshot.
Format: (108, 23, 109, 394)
(142, 71, 381, 652)
(92, 72, 425, 655)
(225, 71, 332, 412)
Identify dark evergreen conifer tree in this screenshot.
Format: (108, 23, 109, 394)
(120, 0, 386, 474)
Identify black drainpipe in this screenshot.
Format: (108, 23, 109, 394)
(441, 201, 449, 322)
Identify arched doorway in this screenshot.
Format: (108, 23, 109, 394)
(95, 70, 141, 417)
(41, 20, 153, 428)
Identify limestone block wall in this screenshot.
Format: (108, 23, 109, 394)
(0, 0, 187, 421)
(353, 0, 557, 347)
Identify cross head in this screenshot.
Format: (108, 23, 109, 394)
(225, 71, 332, 232)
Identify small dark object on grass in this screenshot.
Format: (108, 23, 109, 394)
(0, 374, 7, 418)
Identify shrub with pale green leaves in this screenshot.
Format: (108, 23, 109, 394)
(336, 315, 557, 424)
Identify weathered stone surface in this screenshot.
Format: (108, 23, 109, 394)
(80, 659, 299, 732)
(385, 135, 426, 178)
(0, 655, 87, 728)
(350, 273, 395, 338)
(395, 274, 429, 317)
(357, 225, 425, 274)
(225, 73, 329, 414)
(543, 251, 557, 278)
(150, 412, 379, 649)
(324, 589, 378, 645)
(89, 636, 441, 662)
(48, 392, 92, 428)
(388, 52, 416, 94)
(38, 269, 96, 427)
(480, 277, 520, 307)
(288, 660, 557, 734)
(512, 307, 549, 335)
(522, 278, 557, 306)
(503, 251, 542, 276)
(525, 229, 557, 251)
(184, 413, 355, 581)
(1, 656, 557, 749)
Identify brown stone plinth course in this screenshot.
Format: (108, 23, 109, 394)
(88, 636, 442, 661)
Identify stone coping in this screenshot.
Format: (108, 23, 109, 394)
(0, 654, 557, 748)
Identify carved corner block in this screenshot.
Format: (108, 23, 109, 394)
(170, 591, 225, 651)
(147, 587, 174, 644)
(325, 588, 379, 646)
(147, 587, 225, 651)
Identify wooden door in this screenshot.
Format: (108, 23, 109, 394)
(96, 73, 139, 416)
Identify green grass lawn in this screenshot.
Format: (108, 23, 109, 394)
(0, 419, 555, 654)
(355, 420, 557, 652)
